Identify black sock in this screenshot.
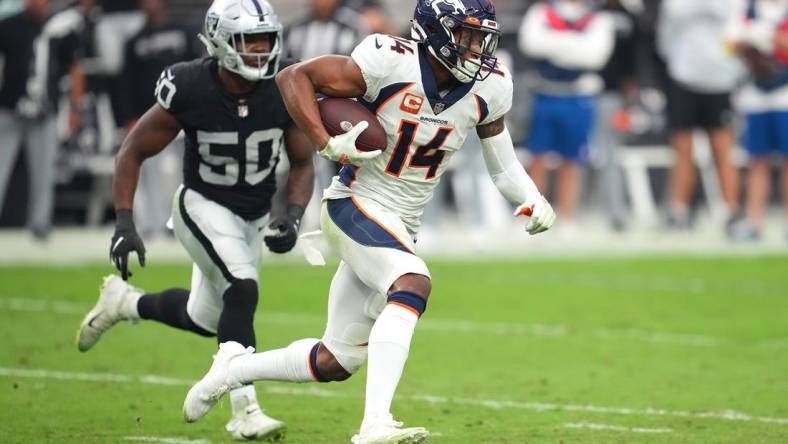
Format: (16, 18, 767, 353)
(137, 288, 214, 337)
(217, 279, 258, 348)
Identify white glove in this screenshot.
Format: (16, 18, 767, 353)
(514, 195, 556, 235)
(319, 120, 383, 165)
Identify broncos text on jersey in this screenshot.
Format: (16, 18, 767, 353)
(155, 57, 295, 219)
(323, 33, 513, 233)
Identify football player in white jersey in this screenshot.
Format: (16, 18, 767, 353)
(183, 1, 556, 443)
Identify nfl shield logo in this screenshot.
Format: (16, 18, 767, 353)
(238, 103, 249, 118)
(433, 102, 445, 114)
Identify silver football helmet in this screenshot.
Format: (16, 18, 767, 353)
(199, 0, 283, 81)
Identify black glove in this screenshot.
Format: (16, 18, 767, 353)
(263, 205, 304, 254)
(110, 209, 146, 280)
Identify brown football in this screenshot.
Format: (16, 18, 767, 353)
(318, 98, 388, 152)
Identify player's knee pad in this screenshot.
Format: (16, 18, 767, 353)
(387, 290, 428, 317)
(222, 279, 258, 312)
(322, 339, 367, 381)
(320, 320, 373, 376)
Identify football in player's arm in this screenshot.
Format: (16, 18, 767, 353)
(76, 0, 311, 441)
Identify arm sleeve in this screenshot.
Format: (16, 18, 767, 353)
(520, 5, 615, 70)
(351, 33, 394, 102)
(480, 128, 541, 206)
(479, 64, 514, 125)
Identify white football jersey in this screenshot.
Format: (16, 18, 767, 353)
(323, 33, 513, 234)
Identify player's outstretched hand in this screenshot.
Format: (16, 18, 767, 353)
(514, 196, 556, 235)
(109, 209, 146, 280)
(319, 120, 382, 165)
(263, 216, 299, 254)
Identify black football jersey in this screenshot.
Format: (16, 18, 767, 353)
(154, 57, 294, 219)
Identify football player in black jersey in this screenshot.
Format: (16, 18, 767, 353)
(75, 0, 312, 440)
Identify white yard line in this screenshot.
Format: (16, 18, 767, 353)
(0, 296, 749, 348)
(2, 367, 787, 426)
(124, 437, 210, 444)
(564, 421, 672, 433)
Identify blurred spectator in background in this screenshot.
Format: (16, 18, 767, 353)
(285, 0, 368, 61)
(283, 0, 369, 230)
(94, 0, 145, 127)
(594, 0, 643, 232)
(342, 0, 398, 35)
(120, 0, 196, 127)
(658, 0, 744, 232)
(0, 0, 88, 240)
(730, 0, 788, 241)
(117, 0, 198, 238)
(518, 0, 615, 236)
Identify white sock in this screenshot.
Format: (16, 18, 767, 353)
(123, 290, 143, 322)
(229, 338, 319, 385)
(229, 384, 258, 416)
(362, 304, 419, 427)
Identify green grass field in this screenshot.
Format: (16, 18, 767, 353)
(1, 256, 787, 443)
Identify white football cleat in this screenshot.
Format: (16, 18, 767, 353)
(226, 403, 286, 441)
(76, 275, 142, 352)
(351, 416, 429, 444)
(183, 341, 249, 422)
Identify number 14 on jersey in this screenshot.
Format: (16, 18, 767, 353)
(384, 120, 452, 180)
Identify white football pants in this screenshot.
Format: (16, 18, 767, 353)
(170, 185, 267, 333)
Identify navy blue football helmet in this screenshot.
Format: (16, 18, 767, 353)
(411, 0, 501, 83)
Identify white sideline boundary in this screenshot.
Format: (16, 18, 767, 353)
(2, 367, 787, 426)
(0, 296, 754, 348)
(563, 421, 672, 433)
